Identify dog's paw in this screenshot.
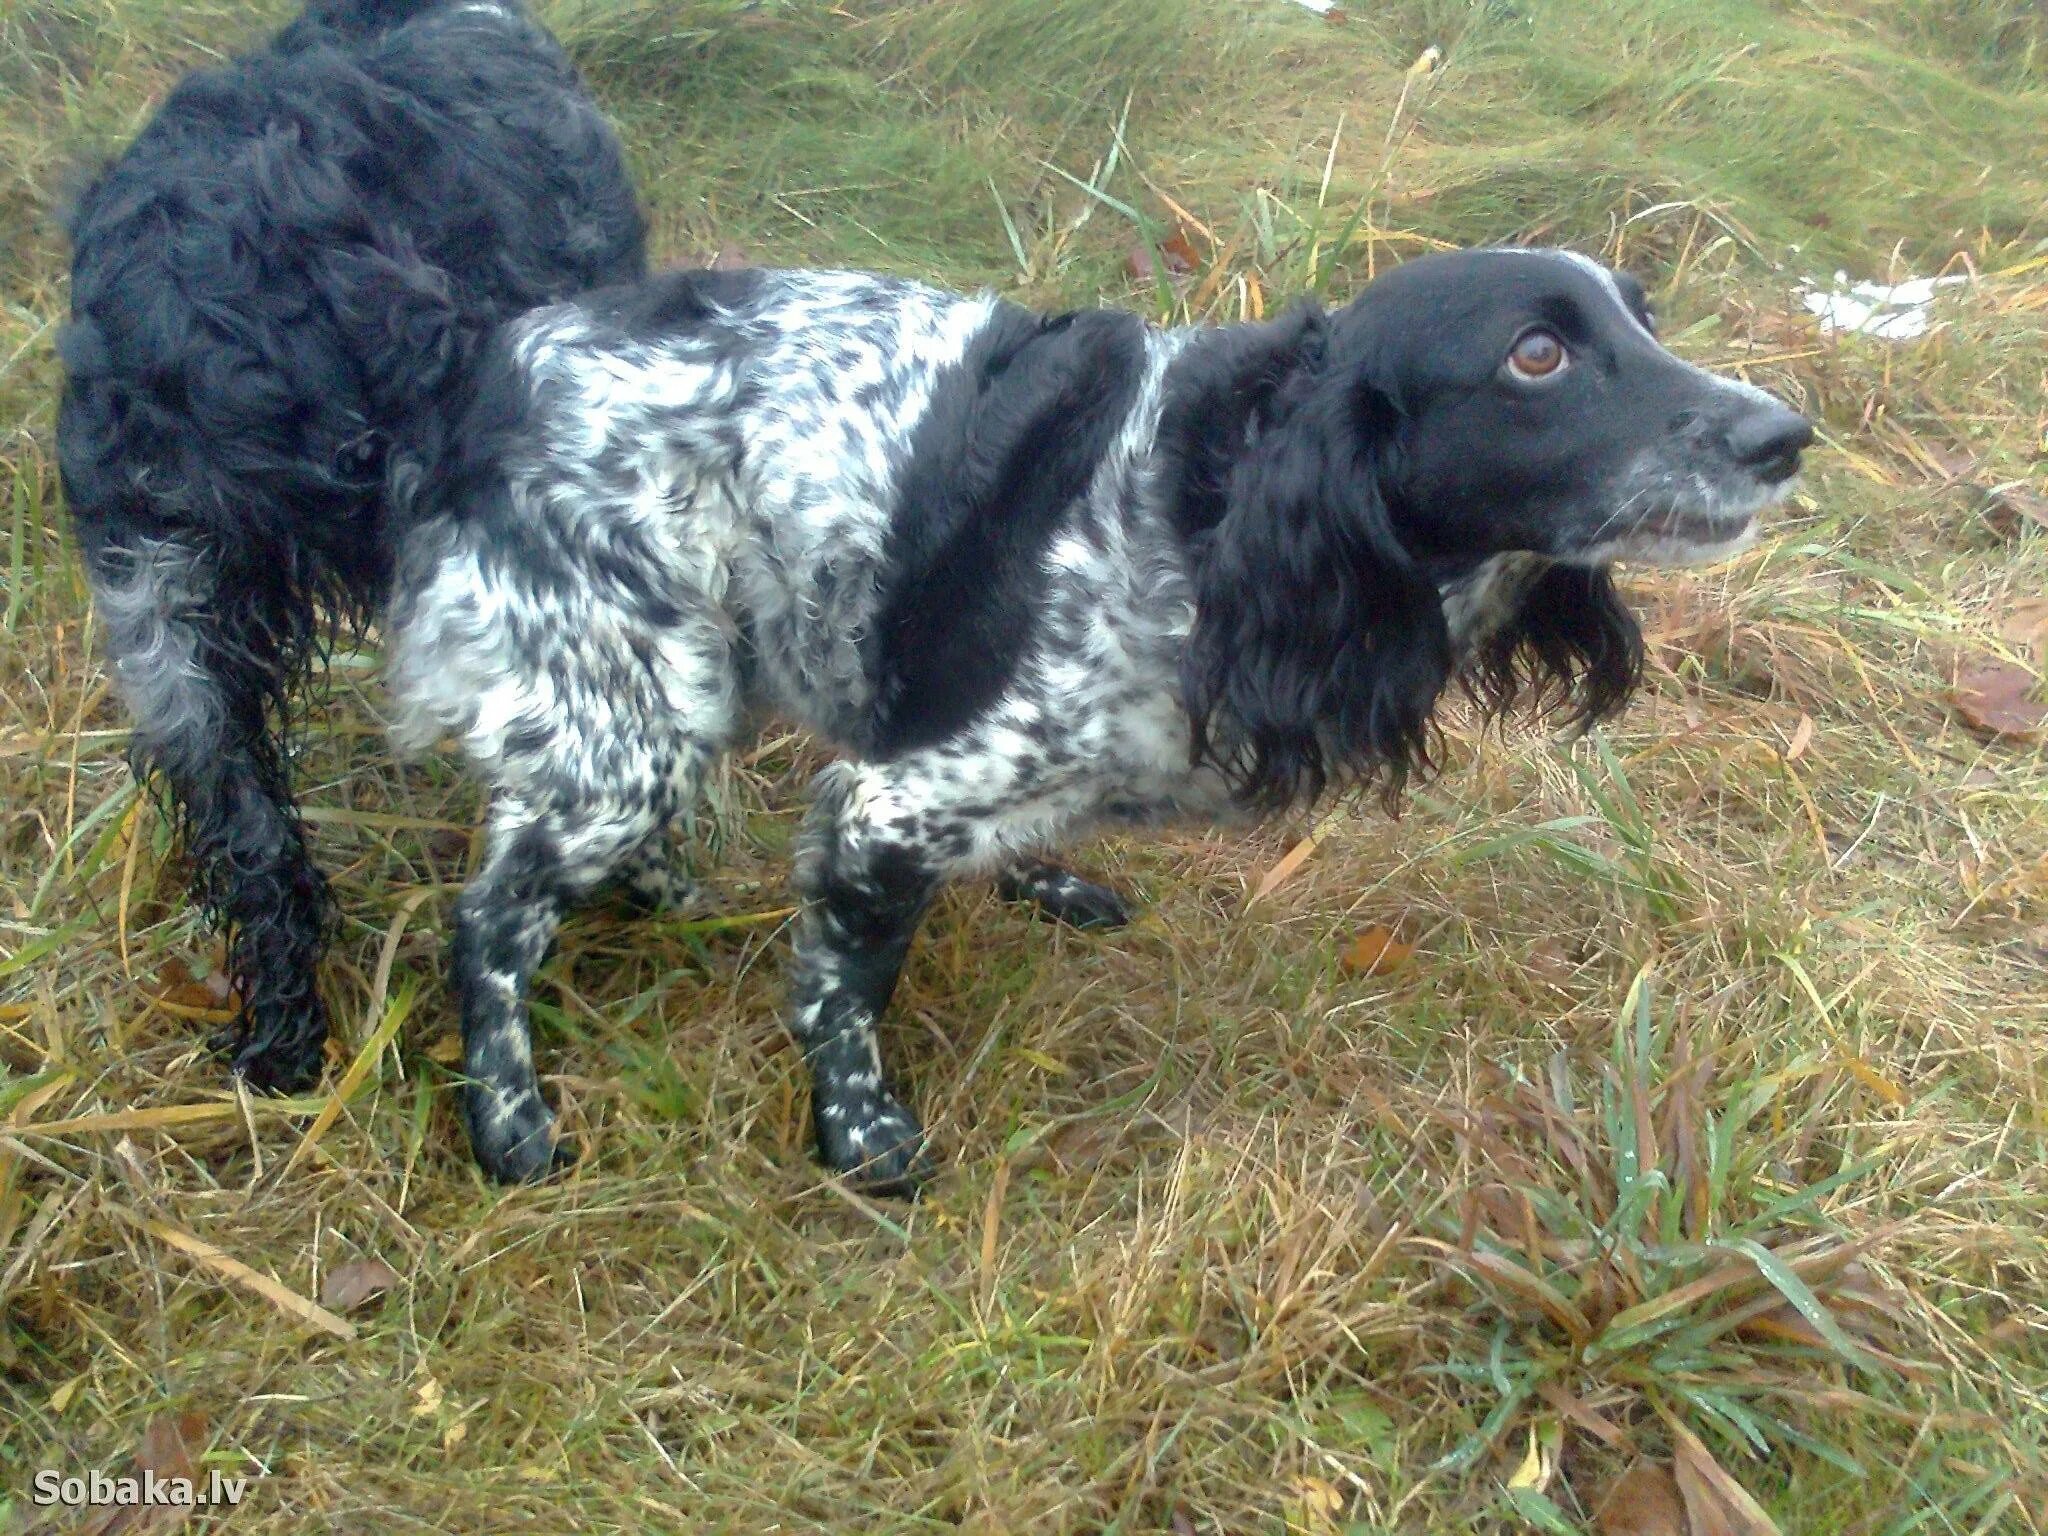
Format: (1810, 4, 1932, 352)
(813, 1087, 930, 1199)
(999, 862, 1134, 931)
(603, 861, 707, 919)
(465, 1082, 569, 1184)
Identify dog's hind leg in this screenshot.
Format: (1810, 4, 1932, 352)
(994, 857, 1133, 931)
(88, 536, 333, 1093)
(451, 660, 734, 1182)
(454, 784, 690, 1183)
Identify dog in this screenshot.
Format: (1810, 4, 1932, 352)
(57, 0, 646, 1094)
(383, 247, 1812, 1190)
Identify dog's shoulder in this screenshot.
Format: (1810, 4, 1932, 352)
(859, 299, 1153, 756)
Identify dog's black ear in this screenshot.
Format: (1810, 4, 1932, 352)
(1181, 342, 1452, 811)
(1468, 564, 1645, 730)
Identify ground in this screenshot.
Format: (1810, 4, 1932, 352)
(1, 1, 2045, 1531)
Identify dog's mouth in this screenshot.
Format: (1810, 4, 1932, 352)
(1608, 499, 1762, 568)
(1580, 463, 1798, 570)
(1634, 500, 1758, 546)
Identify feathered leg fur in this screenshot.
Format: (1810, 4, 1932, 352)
(57, 0, 646, 1093)
(85, 535, 333, 1089)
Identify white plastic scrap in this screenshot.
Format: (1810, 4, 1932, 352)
(1799, 271, 1968, 341)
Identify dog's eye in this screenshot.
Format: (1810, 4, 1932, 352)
(1507, 329, 1569, 381)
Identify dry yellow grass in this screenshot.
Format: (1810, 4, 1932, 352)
(3, 1, 2046, 1530)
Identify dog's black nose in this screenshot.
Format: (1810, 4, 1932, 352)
(1727, 406, 1813, 482)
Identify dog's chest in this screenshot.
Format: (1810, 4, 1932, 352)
(1440, 552, 1546, 650)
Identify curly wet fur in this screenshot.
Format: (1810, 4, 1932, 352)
(385, 250, 1810, 1190)
(56, 0, 646, 1091)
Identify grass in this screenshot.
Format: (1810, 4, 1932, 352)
(3, 0, 2047, 1529)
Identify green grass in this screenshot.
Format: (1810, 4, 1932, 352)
(3, 0, 2048, 1531)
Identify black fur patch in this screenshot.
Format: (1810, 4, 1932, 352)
(863, 305, 1147, 756)
(1154, 305, 1323, 544)
(61, 0, 645, 630)
(1167, 309, 1455, 811)
(1467, 563, 1645, 729)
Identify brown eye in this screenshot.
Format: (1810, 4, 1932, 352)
(1507, 329, 1568, 381)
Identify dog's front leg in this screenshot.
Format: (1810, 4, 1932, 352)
(788, 765, 945, 1197)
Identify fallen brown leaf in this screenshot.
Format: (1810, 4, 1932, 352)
(2000, 598, 2048, 663)
(1951, 658, 2046, 742)
(1782, 713, 1815, 762)
(1127, 228, 1202, 283)
(137, 1411, 204, 1484)
(1669, 1418, 1782, 1536)
(1982, 483, 2048, 540)
(1924, 444, 1978, 483)
(151, 955, 237, 1013)
(80, 1410, 208, 1534)
(320, 1257, 402, 1313)
(1159, 229, 1202, 275)
(1341, 926, 1415, 977)
(1593, 1461, 1686, 1536)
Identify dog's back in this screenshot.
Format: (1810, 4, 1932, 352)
(276, 0, 489, 48)
(60, 0, 643, 595)
(55, 0, 645, 1094)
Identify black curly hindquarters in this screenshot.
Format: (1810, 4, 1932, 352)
(56, 0, 646, 1093)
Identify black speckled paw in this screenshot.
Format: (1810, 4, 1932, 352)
(813, 1087, 930, 1199)
(998, 862, 1134, 931)
(465, 1081, 571, 1184)
(603, 860, 705, 919)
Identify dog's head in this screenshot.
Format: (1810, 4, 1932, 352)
(1334, 247, 1810, 569)
(1176, 247, 1811, 810)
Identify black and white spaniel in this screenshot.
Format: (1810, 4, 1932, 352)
(57, 0, 646, 1094)
(384, 249, 1812, 1189)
